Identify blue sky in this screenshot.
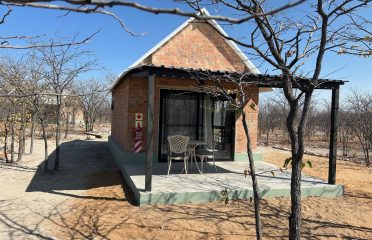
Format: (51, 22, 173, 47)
(1, 1, 371, 101)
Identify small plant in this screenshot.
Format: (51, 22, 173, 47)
(220, 187, 229, 205)
(283, 157, 312, 170)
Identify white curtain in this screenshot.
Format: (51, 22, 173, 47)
(203, 96, 213, 147)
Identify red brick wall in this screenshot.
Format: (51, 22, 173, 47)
(111, 76, 258, 156)
(111, 78, 129, 151)
(127, 77, 149, 151)
(142, 20, 247, 73)
(111, 19, 260, 157)
(234, 87, 259, 153)
(116, 77, 199, 154)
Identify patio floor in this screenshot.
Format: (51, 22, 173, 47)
(119, 160, 344, 206)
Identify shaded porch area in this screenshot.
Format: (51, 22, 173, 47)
(132, 65, 345, 191)
(109, 139, 343, 206)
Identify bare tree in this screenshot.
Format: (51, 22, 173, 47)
(183, 1, 369, 238)
(346, 90, 372, 166)
(0, 6, 99, 50)
(198, 2, 367, 239)
(29, 106, 37, 154)
(75, 78, 109, 133)
(0, 57, 28, 163)
(0, 100, 16, 163)
(0, 54, 50, 168)
(259, 98, 278, 145)
(36, 41, 96, 170)
(95, 95, 112, 125)
(26, 53, 52, 171)
(315, 100, 332, 141)
(259, 93, 291, 145)
(193, 72, 263, 239)
(258, 99, 271, 145)
(334, 104, 352, 158)
(0, 0, 306, 27)
(63, 94, 81, 139)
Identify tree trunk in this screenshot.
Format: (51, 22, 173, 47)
(289, 157, 302, 240)
(40, 118, 49, 172)
(72, 109, 76, 125)
(54, 96, 61, 171)
(358, 135, 370, 167)
(366, 148, 370, 167)
(242, 111, 263, 240)
(10, 114, 15, 163)
(4, 121, 9, 163)
(307, 130, 311, 141)
(85, 117, 89, 132)
(21, 124, 26, 158)
(17, 104, 26, 162)
(64, 114, 69, 139)
(288, 91, 313, 240)
(90, 116, 94, 132)
(30, 113, 36, 154)
(341, 130, 350, 158)
(99, 115, 103, 125)
(286, 99, 301, 240)
(17, 123, 25, 162)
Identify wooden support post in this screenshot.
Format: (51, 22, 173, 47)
(328, 86, 340, 184)
(145, 74, 155, 192)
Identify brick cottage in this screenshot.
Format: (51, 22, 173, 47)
(108, 9, 344, 197)
(110, 9, 269, 170)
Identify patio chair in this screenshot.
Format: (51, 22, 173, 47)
(167, 135, 190, 177)
(195, 134, 218, 173)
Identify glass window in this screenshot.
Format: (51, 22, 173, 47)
(158, 90, 234, 161)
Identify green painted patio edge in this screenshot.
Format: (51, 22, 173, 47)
(126, 175, 344, 206)
(108, 136, 344, 206)
(108, 136, 146, 164)
(108, 137, 142, 204)
(138, 184, 344, 205)
(234, 152, 263, 161)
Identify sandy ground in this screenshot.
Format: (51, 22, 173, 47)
(1, 138, 371, 240)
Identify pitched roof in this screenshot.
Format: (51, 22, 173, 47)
(112, 8, 260, 89)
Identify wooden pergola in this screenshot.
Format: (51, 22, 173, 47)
(121, 65, 346, 191)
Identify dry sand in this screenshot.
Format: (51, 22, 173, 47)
(1, 138, 371, 239)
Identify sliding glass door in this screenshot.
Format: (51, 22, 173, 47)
(158, 90, 234, 161)
(211, 98, 235, 159)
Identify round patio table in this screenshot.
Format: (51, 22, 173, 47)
(188, 140, 207, 174)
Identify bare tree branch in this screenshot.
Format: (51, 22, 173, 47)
(1, 1, 143, 36)
(0, 0, 306, 24)
(0, 5, 11, 24)
(0, 30, 100, 49)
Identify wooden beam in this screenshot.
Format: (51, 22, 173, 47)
(328, 86, 340, 184)
(130, 70, 149, 78)
(145, 73, 155, 192)
(148, 66, 345, 89)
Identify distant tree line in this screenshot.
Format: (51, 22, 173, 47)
(259, 91, 372, 167)
(0, 42, 112, 171)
